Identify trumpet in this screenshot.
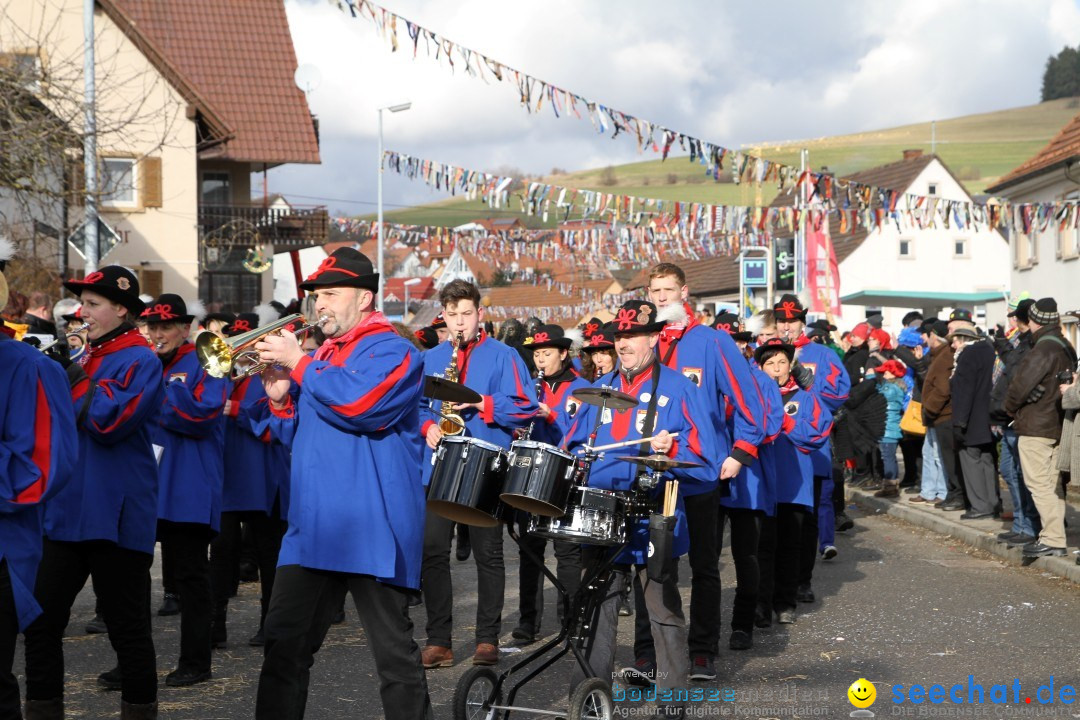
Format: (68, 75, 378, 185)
(195, 313, 328, 380)
(35, 331, 87, 362)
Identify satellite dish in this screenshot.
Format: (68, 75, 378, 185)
(294, 64, 322, 94)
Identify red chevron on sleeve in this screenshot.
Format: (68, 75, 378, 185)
(16, 380, 51, 504)
(682, 400, 702, 458)
(330, 353, 411, 417)
(719, 352, 757, 426)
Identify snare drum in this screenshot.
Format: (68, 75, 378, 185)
(500, 440, 577, 517)
(427, 436, 507, 527)
(528, 486, 627, 546)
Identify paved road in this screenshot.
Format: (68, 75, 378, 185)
(14, 505, 1080, 718)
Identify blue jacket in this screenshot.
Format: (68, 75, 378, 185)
(721, 364, 783, 515)
(772, 384, 832, 509)
(0, 339, 77, 629)
(44, 328, 163, 554)
(794, 338, 850, 475)
(530, 367, 591, 446)
(155, 343, 228, 530)
(659, 310, 766, 467)
(876, 380, 906, 442)
(562, 363, 719, 564)
(260, 313, 425, 589)
(225, 375, 289, 517)
(420, 332, 538, 484)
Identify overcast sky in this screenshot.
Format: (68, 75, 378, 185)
(271, 0, 1080, 218)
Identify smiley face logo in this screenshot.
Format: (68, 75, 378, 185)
(848, 678, 876, 708)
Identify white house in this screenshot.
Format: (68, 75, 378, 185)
(986, 113, 1080, 347)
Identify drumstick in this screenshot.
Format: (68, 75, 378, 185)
(584, 432, 680, 454)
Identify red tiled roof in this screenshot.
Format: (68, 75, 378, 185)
(384, 277, 436, 301)
(988, 111, 1080, 193)
(105, 0, 320, 166)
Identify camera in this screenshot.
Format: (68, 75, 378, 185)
(1057, 370, 1076, 384)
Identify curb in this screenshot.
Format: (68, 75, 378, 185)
(848, 487, 1080, 587)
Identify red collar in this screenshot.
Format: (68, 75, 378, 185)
(660, 303, 698, 341)
(314, 312, 394, 362)
(163, 342, 195, 372)
(619, 363, 655, 396)
(793, 334, 811, 348)
(87, 327, 150, 360)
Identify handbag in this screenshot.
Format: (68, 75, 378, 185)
(900, 399, 926, 436)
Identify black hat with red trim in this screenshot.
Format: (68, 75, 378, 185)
(713, 311, 753, 343)
(61, 305, 83, 323)
(63, 265, 144, 316)
(584, 323, 615, 350)
(581, 316, 604, 340)
(299, 247, 379, 291)
(225, 313, 259, 337)
(753, 337, 796, 365)
(414, 325, 440, 350)
(773, 293, 807, 322)
(611, 300, 666, 334)
(141, 293, 195, 323)
(430, 312, 447, 330)
(524, 323, 573, 349)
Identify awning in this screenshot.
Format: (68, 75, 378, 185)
(840, 290, 1007, 307)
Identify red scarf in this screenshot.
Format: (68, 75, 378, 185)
(314, 312, 394, 365)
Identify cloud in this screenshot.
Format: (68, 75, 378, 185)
(272, 0, 1080, 215)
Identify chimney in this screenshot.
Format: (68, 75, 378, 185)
(902, 149, 924, 161)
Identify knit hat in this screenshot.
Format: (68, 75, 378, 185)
(1028, 297, 1059, 326)
(849, 322, 871, 341)
(866, 313, 884, 329)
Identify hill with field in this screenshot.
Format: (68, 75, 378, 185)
(368, 97, 1080, 228)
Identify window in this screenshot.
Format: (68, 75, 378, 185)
(201, 172, 231, 205)
(928, 183, 938, 197)
(99, 157, 136, 207)
(899, 238, 912, 257)
(954, 238, 967, 257)
(1, 51, 42, 92)
(1057, 191, 1079, 259)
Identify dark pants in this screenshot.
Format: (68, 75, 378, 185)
(256, 565, 433, 720)
(422, 512, 504, 647)
(832, 464, 846, 515)
(158, 521, 213, 674)
(716, 507, 763, 633)
(0, 563, 20, 720)
(161, 538, 176, 597)
(515, 517, 581, 634)
(958, 443, 1000, 515)
(757, 504, 807, 615)
(24, 540, 157, 705)
(934, 418, 968, 507)
(210, 511, 286, 627)
(899, 433, 923, 486)
(632, 490, 720, 660)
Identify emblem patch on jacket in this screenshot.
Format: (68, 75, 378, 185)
(168, 373, 188, 384)
(784, 401, 800, 416)
(681, 367, 703, 387)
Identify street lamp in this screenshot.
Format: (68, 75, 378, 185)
(377, 101, 412, 312)
(403, 277, 421, 324)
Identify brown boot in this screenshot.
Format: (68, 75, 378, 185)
(24, 698, 63, 720)
(472, 642, 499, 666)
(874, 482, 900, 498)
(120, 701, 158, 720)
(420, 645, 454, 669)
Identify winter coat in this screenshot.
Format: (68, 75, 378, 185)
(772, 385, 832, 509)
(876, 380, 906, 442)
(843, 346, 870, 385)
(989, 330, 1033, 423)
(1004, 325, 1078, 440)
(893, 345, 930, 400)
(949, 339, 995, 446)
(921, 343, 954, 427)
(1057, 380, 1080, 476)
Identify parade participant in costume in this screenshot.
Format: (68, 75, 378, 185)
(209, 313, 290, 650)
(582, 323, 617, 381)
(25, 267, 164, 720)
(202, 312, 235, 340)
(772, 294, 849, 601)
(638, 264, 765, 683)
(753, 339, 831, 625)
(562, 299, 718, 716)
(0, 245, 77, 719)
(252, 247, 433, 719)
(419, 280, 538, 668)
(511, 324, 587, 644)
(713, 313, 783, 650)
(712, 312, 754, 359)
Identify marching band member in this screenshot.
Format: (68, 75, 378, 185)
(0, 249, 77, 720)
(753, 339, 832, 626)
(252, 247, 433, 719)
(643, 263, 766, 683)
(24, 267, 164, 720)
(419, 280, 538, 668)
(562, 299, 718, 716)
(511, 324, 588, 644)
(582, 323, 617, 380)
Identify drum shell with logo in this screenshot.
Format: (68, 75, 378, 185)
(528, 485, 627, 546)
(427, 436, 507, 527)
(500, 440, 577, 517)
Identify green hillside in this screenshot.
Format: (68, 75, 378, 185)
(370, 97, 1080, 228)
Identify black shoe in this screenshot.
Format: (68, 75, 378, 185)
(754, 607, 772, 628)
(996, 531, 1020, 543)
(511, 626, 537, 644)
(776, 610, 796, 624)
(455, 531, 472, 562)
(211, 613, 227, 649)
(97, 665, 123, 691)
(238, 561, 259, 583)
(165, 668, 212, 687)
(617, 591, 633, 617)
(248, 628, 265, 647)
(938, 502, 965, 511)
(1007, 534, 1037, 548)
(85, 613, 107, 634)
(331, 608, 345, 624)
(407, 592, 423, 608)
(620, 657, 656, 687)
(796, 584, 815, 603)
(688, 655, 716, 682)
(903, 486, 922, 495)
(728, 630, 753, 650)
(821, 545, 838, 561)
(960, 511, 994, 520)
(157, 593, 180, 617)
(835, 513, 854, 532)
(1022, 542, 1067, 558)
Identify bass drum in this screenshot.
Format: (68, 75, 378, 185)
(427, 436, 507, 528)
(500, 440, 577, 517)
(528, 486, 627, 546)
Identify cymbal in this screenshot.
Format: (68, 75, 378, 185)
(423, 375, 482, 404)
(574, 387, 639, 410)
(614, 455, 703, 471)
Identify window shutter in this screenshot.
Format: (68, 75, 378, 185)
(141, 156, 162, 208)
(138, 269, 163, 298)
(67, 158, 85, 206)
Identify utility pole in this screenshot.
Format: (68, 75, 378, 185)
(83, 0, 98, 274)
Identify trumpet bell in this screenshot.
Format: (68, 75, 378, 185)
(195, 331, 234, 379)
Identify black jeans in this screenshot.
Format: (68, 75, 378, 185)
(256, 565, 433, 720)
(157, 521, 214, 674)
(514, 516, 581, 634)
(24, 540, 157, 705)
(757, 504, 807, 615)
(210, 511, 286, 627)
(832, 464, 846, 515)
(798, 476, 825, 587)
(934, 418, 968, 507)
(0, 562, 20, 720)
(632, 489, 720, 660)
(716, 507, 763, 633)
(422, 512, 504, 647)
(900, 433, 923, 486)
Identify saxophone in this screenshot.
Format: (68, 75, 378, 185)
(438, 331, 466, 435)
